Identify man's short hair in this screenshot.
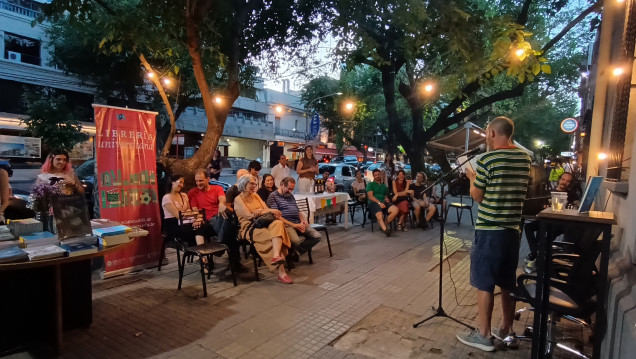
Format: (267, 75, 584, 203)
(372, 168, 381, 175)
(247, 160, 261, 172)
(237, 174, 255, 192)
(559, 172, 573, 181)
(279, 154, 287, 160)
(194, 168, 208, 178)
(280, 177, 296, 187)
(489, 116, 515, 139)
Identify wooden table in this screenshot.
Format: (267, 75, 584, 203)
(294, 192, 351, 229)
(0, 240, 135, 354)
(532, 208, 616, 359)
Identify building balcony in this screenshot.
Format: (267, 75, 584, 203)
(0, 0, 42, 18)
(275, 128, 307, 140)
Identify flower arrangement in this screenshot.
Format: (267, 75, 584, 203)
(28, 182, 62, 213)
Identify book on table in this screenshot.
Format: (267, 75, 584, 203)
(59, 242, 98, 257)
(98, 233, 132, 246)
(60, 234, 98, 246)
(23, 245, 67, 261)
(92, 225, 132, 237)
(18, 231, 59, 247)
(0, 246, 29, 264)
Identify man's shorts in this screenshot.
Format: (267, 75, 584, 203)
(470, 229, 520, 292)
(367, 201, 388, 217)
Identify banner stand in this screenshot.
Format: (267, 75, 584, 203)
(93, 104, 162, 277)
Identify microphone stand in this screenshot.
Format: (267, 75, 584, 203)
(413, 153, 480, 330)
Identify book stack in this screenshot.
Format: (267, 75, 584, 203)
(91, 220, 133, 246)
(18, 231, 59, 248)
(7, 218, 43, 237)
(23, 245, 67, 261)
(61, 235, 98, 246)
(0, 246, 29, 264)
(59, 242, 98, 257)
(0, 225, 15, 243)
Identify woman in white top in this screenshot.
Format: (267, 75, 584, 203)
(35, 148, 84, 195)
(161, 174, 205, 246)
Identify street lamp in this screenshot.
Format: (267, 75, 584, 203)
(304, 92, 343, 141)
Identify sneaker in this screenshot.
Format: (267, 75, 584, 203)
(524, 260, 536, 274)
(492, 328, 519, 349)
(456, 329, 495, 352)
(524, 253, 536, 263)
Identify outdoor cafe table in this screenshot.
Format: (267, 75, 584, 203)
(294, 192, 351, 229)
(0, 239, 136, 354)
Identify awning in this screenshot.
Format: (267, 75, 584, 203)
(343, 149, 364, 157)
(314, 147, 337, 156)
(427, 121, 533, 157)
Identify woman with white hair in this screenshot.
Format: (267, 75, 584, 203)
(233, 174, 294, 284)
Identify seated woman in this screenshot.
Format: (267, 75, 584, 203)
(35, 148, 85, 195)
(392, 170, 413, 231)
(256, 174, 277, 202)
(234, 174, 293, 284)
(161, 174, 205, 247)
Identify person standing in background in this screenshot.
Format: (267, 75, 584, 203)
(296, 146, 318, 193)
(271, 154, 291, 188)
(207, 149, 223, 180)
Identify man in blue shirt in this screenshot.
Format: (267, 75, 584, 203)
(267, 177, 321, 262)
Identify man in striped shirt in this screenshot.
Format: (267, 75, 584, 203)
(456, 117, 531, 352)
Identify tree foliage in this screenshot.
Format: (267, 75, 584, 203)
(328, 0, 601, 173)
(22, 87, 89, 154)
(40, 0, 330, 177)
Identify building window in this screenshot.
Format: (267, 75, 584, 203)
(4, 32, 41, 66)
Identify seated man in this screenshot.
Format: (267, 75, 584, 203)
(524, 171, 579, 272)
(366, 168, 399, 237)
(188, 169, 244, 272)
(351, 170, 367, 203)
(267, 177, 321, 263)
(409, 172, 436, 229)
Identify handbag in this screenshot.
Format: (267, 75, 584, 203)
(252, 212, 277, 228)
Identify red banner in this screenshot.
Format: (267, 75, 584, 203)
(93, 105, 161, 275)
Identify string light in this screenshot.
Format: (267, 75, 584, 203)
(147, 72, 154, 78)
(345, 102, 354, 111)
(215, 97, 222, 104)
(598, 153, 608, 160)
(515, 49, 525, 58)
(163, 78, 171, 85)
(612, 67, 624, 77)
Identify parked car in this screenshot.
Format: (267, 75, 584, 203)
(359, 161, 375, 173)
(330, 156, 345, 163)
(316, 163, 358, 192)
(343, 156, 359, 166)
(364, 163, 383, 182)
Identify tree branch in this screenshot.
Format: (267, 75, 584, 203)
(449, 83, 526, 123)
(541, 1, 603, 54)
(517, 0, 534, 26)
(139, 53, 176, 158)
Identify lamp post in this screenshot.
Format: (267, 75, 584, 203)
(304, 92, 343, 142)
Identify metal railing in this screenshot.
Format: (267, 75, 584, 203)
(0, 1, 42, 18)
(275, 128, 306, 139)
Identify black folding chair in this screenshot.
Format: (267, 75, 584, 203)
(175, 209, 237, 297)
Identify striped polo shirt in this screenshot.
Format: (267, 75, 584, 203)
(266, 190, 301, 224)
(474, 147, 531, 231)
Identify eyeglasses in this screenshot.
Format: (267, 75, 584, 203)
(249, 182, 257, 186)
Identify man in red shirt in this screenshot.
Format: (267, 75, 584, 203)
(188, 169, 245, 272)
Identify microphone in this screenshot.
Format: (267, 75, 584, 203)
(456, 144, 486, 158)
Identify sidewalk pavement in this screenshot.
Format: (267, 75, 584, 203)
(9, 199, 590, 359)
